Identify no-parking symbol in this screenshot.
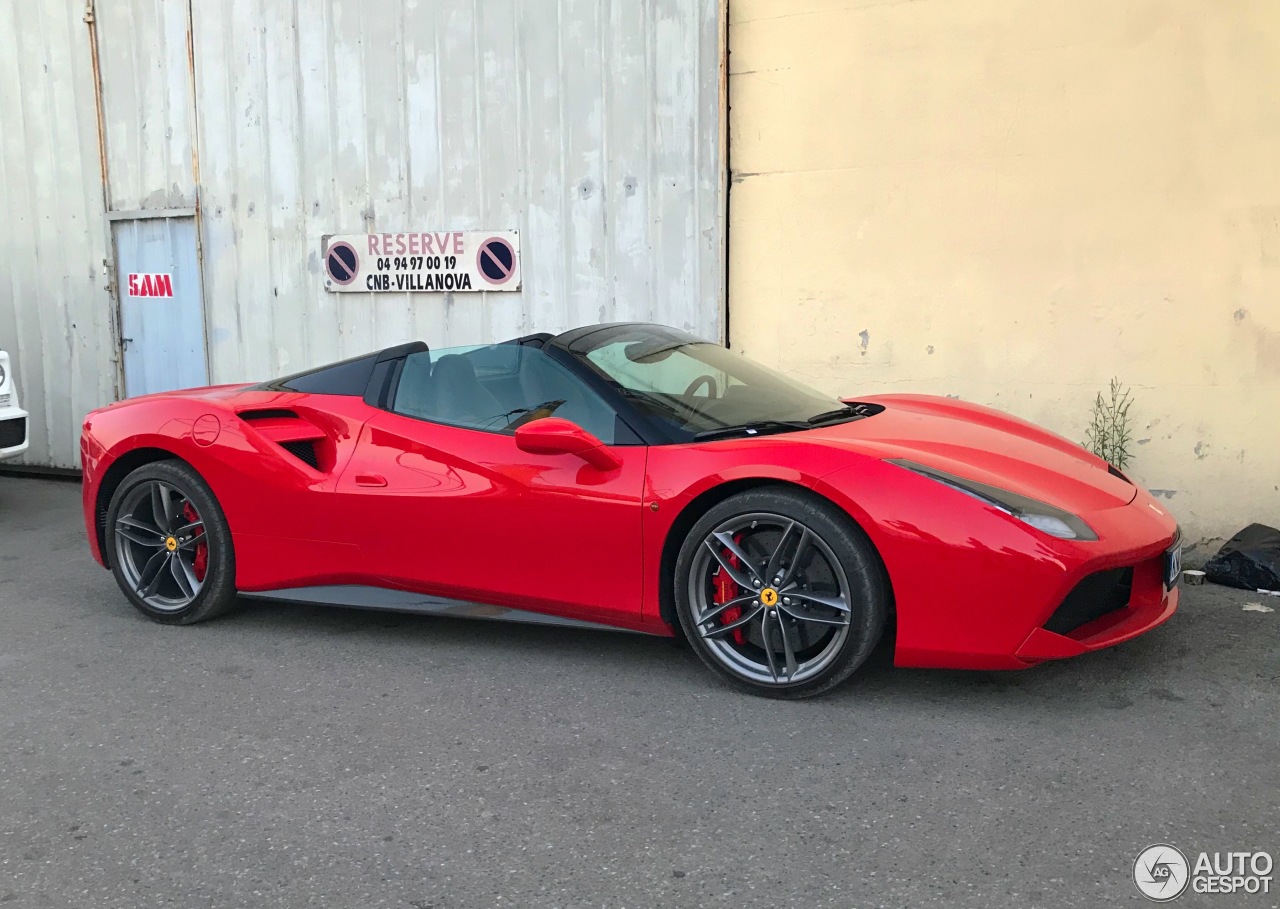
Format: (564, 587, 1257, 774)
(325, 240, 360, 287)
(476, 236, 517, 286)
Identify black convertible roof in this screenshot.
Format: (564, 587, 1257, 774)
(254, 340, 428, 396)
(551, 322, 700, 353)
(254, 322, 706, 397)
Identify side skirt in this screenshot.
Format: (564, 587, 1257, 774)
(240, 585, 647, 634)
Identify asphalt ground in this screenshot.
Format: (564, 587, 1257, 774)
(0, 475, 1276, 908)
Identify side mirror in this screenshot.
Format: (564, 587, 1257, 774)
(514, 417, 622, 471)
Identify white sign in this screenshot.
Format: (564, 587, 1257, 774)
(323, 231, 520, 293)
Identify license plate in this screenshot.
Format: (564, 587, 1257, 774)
(1164, 541, 1182, 588)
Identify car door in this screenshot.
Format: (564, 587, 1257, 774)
(335, 343, 649, 629)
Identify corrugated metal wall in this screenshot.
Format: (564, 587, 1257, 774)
(188, 0, 724, 382)
(0, 0, 119, 468)
(0, 0, 724, 467)
(95, 0, 196, 211)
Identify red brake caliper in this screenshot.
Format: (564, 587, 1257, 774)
(711, 534, 747, 645)
(183, 502, 208, 582)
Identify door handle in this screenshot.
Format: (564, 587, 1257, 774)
(354, 474, 388, 487)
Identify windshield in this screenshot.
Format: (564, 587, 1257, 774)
(570, 326, 852, 441)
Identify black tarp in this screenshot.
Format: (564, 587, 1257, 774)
(1204, 523, 1280, 592)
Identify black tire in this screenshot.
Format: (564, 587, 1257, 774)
(105, 460, 237, 625)
(673, 486, 889, 699)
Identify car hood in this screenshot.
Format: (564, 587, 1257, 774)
(806, 394, 1138, 514)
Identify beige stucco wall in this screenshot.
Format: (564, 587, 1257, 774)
(728, 0, 1280, 553)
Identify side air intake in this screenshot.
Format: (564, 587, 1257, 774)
(237, 409, 327, 470)
(278, 439, 319, 469)
(239, 408, 299, 421)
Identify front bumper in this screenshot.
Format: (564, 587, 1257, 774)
(0, 408, 28, 461)
(864, 480, 1182, 671)
(1014, 537, 1179, 662)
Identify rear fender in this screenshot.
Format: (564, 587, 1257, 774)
(82, 394, 374, 585)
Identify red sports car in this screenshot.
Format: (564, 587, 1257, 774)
(81, 323, 1181, 698)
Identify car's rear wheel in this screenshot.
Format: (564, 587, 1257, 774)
(106, 460, 237, 624)
(674, 487, 889, 699)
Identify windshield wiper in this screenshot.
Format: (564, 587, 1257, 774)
(692, 420, 810, 442)
(806, 405, 861, 425)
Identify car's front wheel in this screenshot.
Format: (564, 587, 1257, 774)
(105, 460, 237, 624)
(674, 487, 889, 699)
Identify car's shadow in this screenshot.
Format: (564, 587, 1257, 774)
(216, 595, 1192, 712)
(830, 615, 1197, 712)
(227, 593, 700, 677)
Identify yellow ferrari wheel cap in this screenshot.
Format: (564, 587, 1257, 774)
(760, 587, 778, 607)
(165, 536, 178, 552)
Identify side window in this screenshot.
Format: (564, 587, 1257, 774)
(390, 345, 623, 444)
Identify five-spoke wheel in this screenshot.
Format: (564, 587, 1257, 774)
(113, 479, 207, 611)
(106, 460, 237, 624)
(674, 487, 888, 698)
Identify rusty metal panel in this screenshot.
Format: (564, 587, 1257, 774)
(94, 0, 196, 210)
(0, 0, 118, 468)
(190, 0, 725, 382)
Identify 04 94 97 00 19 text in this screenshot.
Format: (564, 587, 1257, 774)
(323, 230, 521, 294)
(369, 255, 469, 292)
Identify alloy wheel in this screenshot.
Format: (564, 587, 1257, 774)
(112, 479, 208, 612)
(687, 512, 854, 685)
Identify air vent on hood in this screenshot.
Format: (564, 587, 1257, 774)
(1107, 465, 1132, 484)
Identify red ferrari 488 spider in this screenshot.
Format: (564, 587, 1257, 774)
(81, 323, 1180, 698)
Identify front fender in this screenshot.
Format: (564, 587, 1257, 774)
(639, 439, 887, 628)
(812, 460, 1093, 669)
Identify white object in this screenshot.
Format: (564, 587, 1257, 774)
(1255, 588, 1280, 597)
(1183, 569, 1206, 586)
(323, 231, 522, 294)
(0, 349, 28, 462)
(1243, 602, 1275, 613)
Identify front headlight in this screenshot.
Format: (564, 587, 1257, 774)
(887, 459, 1098, 541)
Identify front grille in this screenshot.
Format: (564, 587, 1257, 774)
(278, 439, 319, 469)
(0, 417, 26, 448)
(1044, 567, 1134, 634)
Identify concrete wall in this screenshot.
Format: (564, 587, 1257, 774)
(728, 0, 1280, 551)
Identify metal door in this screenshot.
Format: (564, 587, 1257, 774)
(112, 215, 209, 397)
